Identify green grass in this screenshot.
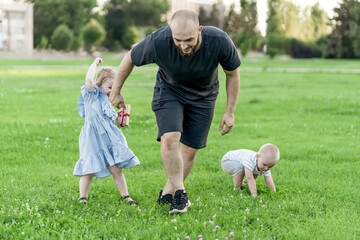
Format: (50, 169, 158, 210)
(1, 56, 360, 239)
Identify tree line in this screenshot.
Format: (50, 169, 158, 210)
(28, 0, 360, 59)
(28, 0, 168, 52)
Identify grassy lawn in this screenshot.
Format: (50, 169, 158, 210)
(0, 56, 359, 239)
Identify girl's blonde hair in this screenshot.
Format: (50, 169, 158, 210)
(95, 67, 116, 87)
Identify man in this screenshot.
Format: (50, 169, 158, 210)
(110, 9, 240, 214)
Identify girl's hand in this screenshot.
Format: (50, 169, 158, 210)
(94, 58, 103, 66)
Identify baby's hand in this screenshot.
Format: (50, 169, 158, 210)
(94, 57, 103, 66)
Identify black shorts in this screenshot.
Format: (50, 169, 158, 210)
(151, 84, 217, 149)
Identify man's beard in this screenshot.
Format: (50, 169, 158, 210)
(177, 35, 201, 57)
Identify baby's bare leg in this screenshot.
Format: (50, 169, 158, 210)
(79, 174, 94, 198)
(233, 171, 245, 190)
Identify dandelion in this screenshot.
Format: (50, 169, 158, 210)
(229, 232, 234, 238)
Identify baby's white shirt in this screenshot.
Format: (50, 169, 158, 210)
(224, 149, 271, 177)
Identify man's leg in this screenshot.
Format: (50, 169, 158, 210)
(181, 143, 198, 180)
(162, 143, 197, 195)
(161, 132, 184, 194)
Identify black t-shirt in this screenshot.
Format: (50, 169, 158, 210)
(131, 26, 241, 99)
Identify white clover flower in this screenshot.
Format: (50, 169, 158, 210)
(171, 219, 177, 223)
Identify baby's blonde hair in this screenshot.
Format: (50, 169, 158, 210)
(95, 67, 116, 87)
(259, 143, 280, 164)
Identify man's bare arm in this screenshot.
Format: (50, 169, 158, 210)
(219, 68, 240, 135)
(109, 51, 135, 109)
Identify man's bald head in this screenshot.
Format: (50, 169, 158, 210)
(170, 9, 199, 30)
(170, 9, 203, 57)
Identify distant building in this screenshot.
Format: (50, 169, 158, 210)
(167, 0, 225, 29)
(0, 1, 33, 55)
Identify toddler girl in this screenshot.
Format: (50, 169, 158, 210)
(73, 58, 140, 205)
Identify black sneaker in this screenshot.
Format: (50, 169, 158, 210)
(169, 189, 191, 214)
(156, 190, 173, 205)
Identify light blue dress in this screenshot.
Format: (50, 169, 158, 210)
(73, 85, 140, 179)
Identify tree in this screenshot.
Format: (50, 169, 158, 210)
(104, 0, 168, 50)
(224, 3, 241, 34)
(198, 4, 223, 29)
(265, 0, 286, 57)
(50, 24, 74, 51)
(103, 0, 129, 50)
(82, 18, 106, 53)
(226, 0, 261, 56)
(324, 0, 360, 58)
(127, 0, 169, 27)
(27, 0, 98, 49)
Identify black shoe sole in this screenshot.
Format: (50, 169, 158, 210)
(169, 200, 191, 214)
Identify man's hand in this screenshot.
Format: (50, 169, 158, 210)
(109, 92, 125, 109)
(219, 111, 235, 136)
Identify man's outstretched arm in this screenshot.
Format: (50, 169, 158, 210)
(219, 67, 240, 136)
(110, 51, 135, 109)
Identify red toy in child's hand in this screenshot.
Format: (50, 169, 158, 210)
(117, 104, 131, 127)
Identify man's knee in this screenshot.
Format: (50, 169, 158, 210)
(161, 132, 181, 149)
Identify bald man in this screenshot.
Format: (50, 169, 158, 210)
(110, 9, 241, 214)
